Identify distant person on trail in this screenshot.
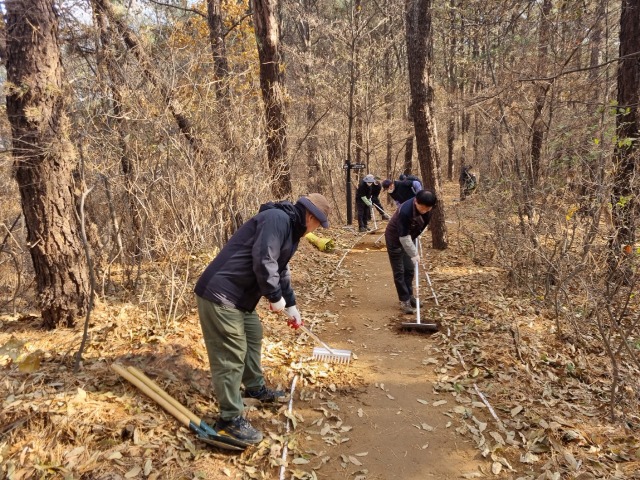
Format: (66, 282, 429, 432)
(370, 177, 390, 220)
(382, 177, 420, 208)
(384, 190, 437, 314)
(356, 174, 375, 232)
(194, 193, 331, 444)
(459, 165, 477, 200)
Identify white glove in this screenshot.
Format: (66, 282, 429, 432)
(284, 305, 303, 329)
(269, 297, 286, 312)
(410, 255, 420, 264)
(361, 196, 372, 207)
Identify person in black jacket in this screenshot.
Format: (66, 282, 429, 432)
(370, 177, 390, 220)
(355, 174, 375, 232)
(384, 190, 437, 313)
(382, 178, 420, 208)
(194, 193, 331, 444)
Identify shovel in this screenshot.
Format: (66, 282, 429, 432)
(111, 363, 249, 451)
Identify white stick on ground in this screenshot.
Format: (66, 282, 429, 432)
(279, 374, 299, 480)
(473, 383, 507, 432)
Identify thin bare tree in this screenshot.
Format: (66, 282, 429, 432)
(253, 0, 292, 198)
(611, 0, 640, 254)
(405, 0, 448, 249)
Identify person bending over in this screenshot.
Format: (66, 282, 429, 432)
(384, 190, 437, 314)
(194, 193, 331, 444)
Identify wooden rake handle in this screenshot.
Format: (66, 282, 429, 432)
(125, 366, 202, 425)
(111, 363, 191, 428)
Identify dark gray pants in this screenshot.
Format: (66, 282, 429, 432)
(387, 246, 414, 302)
(196, 296, 264, 420)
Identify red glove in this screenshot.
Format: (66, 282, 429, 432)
(284, 306, 303, 329)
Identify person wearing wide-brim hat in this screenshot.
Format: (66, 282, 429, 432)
(194, 193, 331, 444)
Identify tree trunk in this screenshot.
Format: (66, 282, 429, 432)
(383, 0, 393, 180)
(405, 0, 448, 249)
(93, 0, 143, 268)
(528, 0, 553, 189)
(6, 0, 89, 328)
(253, 0, 292, 199)
(207, 0, 243, 236)
(207, 0, 234, 152)
(404, 103, 414, 175)
(611, 0, 640, 251)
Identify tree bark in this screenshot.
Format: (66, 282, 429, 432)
(253, 0, 292, 198)
(404, 103, 414, 175)
(611, 0, 640, 250)
(6, 0, 89, 328)
(405, 0, 448, 249)
(528, 0, 553, 189)
(207, 0, 234, 152)
(296, 4, 323, 193)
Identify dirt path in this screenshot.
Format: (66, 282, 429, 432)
(294, 202, 487, 479)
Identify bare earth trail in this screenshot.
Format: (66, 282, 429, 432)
(295, 193, 487, 479)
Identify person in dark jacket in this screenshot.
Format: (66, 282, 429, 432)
(459, 165, 477, 200)
(194, 193, 331, 444)
(370, 177, 390, 220)
(355, 174, 375, 232)
(382, 178, 420, 208)
(384, 190, 437, 313)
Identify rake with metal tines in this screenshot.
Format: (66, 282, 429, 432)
(300, 325, 351, 363)
(280, 309, 352, 364)
(298, 324, 352, 364)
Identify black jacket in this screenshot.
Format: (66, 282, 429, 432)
(385, 198, 432, 249)
(355, 180, 373, 205)
(194, 201, 307, 312)
(389, 179, 417, 204)
(371, 182, 382, 200)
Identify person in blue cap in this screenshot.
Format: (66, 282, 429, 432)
(194, 193, 331, 444)
(384, 189, 437, 313)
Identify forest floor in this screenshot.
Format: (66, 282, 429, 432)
(1, 182, 639, 479)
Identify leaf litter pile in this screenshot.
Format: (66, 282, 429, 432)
(2, 185, 640, 479)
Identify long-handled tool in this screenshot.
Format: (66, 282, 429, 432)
(371, 202, 389, 219)
(421, 258, 440, 306)
(111, 363, 249, 451)
(282, 311, 351, 364)
(299, 324, 352, 364)
(416, 237, 439, 306)
(401, 242, 438, 333)
(371, 202, 378, 230)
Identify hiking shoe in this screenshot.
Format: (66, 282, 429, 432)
(215, 416, 263, 444)
(409, 297, 417, 308)
(400, 299, 416, 314)
(244, 385, 287, 403)
(358, 227, 367, 233)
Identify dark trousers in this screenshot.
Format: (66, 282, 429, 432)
(387, 246, 414, 302)
(357, 203, 370, 229)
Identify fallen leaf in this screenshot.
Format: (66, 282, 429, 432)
(125, 466, 141, 478)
